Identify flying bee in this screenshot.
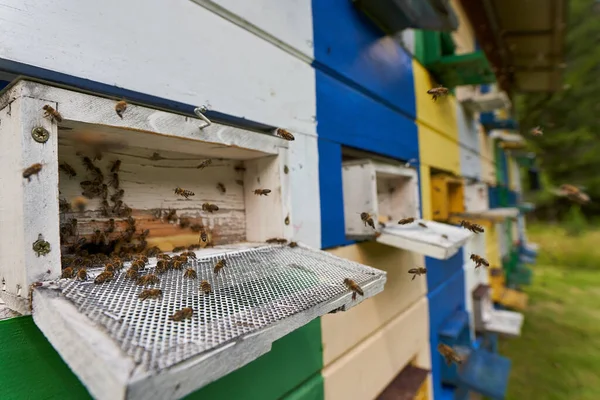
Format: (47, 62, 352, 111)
(408, 267, 427, 281)
(470, 254, 489, 269)
(199, 227, 208, 243)
(42, 105, 63, 122)
(418, 222, 428, 229)
(139, 288, 163, 301)
(437, 343, 463, 366)
(172, 246, 186, 252)
(23, 163, 43, 182)
(174, 187, 195, 199)
(343, 278, 364, 301)
(275, 128, 295, 141)
(183, 268, 197, 279)
(289, 241, 298, 248)
(202, 203, 219, 213)
(59, 163, 77, 178)
(530, 126, 543, 136)
(108, 173, 120, 189)
(214, 259, 226, 274)
(460, 220, 485, 233)
(398, 217, 416, 225)
(72, 196, 88, 212)
(427, 85, 449, 102)
(138, 274, 160, 286)
(61, 267, 75, 279)
(196, 159, 213, 169)
(76, 268, 88, 281)
(94, 271, 114, 284)
(115, 100, 128, 119)
(359, 212, 376, 230)
(266, 238, 287, 244)
(254, 189, 271, 196)
(200, 280, 212, 294)
(165, 209, 177, 222)
(169, 307, 193, 322)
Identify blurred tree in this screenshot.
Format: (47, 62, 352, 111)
(516, 0, 600, 217)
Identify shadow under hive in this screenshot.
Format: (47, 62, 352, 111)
(51, 245, 383, 371)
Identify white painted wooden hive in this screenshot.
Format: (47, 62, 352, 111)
(33, 243, 386, 400)
(0, 79, 387, 399)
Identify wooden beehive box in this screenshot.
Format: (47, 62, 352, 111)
(0, 79, 388, 400)
(431, 174, 465, 222)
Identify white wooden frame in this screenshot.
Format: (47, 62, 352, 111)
(0, 79, 293, 314)
(472, 285, 523, 337)
(342, 159, 420, 238)
(454, 207, 519, 223)
(461, 91, 511, 114)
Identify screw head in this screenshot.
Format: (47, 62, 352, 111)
(31, 127, 50, 143)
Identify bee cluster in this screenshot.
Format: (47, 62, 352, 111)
(21, 101, 373, 324)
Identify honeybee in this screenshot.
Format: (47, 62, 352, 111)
(131, 260, 145, 270)
(94, 271, 114, 284)
(76, 268, 88, 281)
(61, 267, 75, 279)
(169, 307, 194, 322)
(427, 85, 449, 102)
(530, 126, 543, 136)
(437, 343, 463, 366)
(172, 246, 186, 253)
(139, 288, 163, 301)
(145, 246, 161, 257)
(214, 259, 226, 274)
(418, 222, 428, 229)
(108, 173, 120, 189)
(398, 217, 416, 225)
(202, 203, 219, 213)
(217, 182, 226, 193)
(105, 218, 115, 233)
(266, 238, 287, 244)
(108, 159, 121, 173)
(285, 214, 290, 225)
(188, 244, 201, 251)
(104, 263, 116, 273)
(72, 196, 88, 212)
(138, 274, 160, 286)
(190, 224, 203, 232)
(408, 267, 427, 281)
(59, 198, 71, 213)
(460, 220, 485, 233)
(196, 159, 213, 169)
(125, 267, 138, 280)
(234, 164, 246, 172)
(359, 212, 376, 230)
(184, 268, 197, 279)
(343, 278, 364, 301)
(115, 100, 128, 119)
(92, 230, 107, 246)
(235, 179, 244, 186)
(157, 253, 171, 261)
(59, 163, 77, 178)
(199, 227, 208, 243)
(275, 128, 295, 141)
(470, 254, 489, 269)
(254, 189, 271, 196)
(289, 241, 298, 248)
(200, 280, 212, 294)
(81, 156, 96, 172)
(181, 251, 197, 259)
(165, 209, 177, 222)
(42, 105, 63, 122)
(172, 260, 185, 270)
(23, 163, 43, 182)
(155, 260, 169, 274)
(174, 187, 195, 199)
(284, 165, 289, 174)
(110, 190, 125, 204)
(441, 234, 449, 240)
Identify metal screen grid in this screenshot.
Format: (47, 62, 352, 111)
(53, 245, 383, 371)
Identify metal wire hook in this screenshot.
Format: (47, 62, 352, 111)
(194, 106, 212, 130)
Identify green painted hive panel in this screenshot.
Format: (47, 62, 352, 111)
(427, 52, 496, 88)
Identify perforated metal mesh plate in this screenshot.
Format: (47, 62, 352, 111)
(45, 244, 385, 372)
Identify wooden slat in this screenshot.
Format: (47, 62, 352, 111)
(376, 365, 430, 400)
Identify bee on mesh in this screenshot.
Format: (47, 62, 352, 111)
(94, 271, 114, 284)
(137, 273, 160, 286)
(183, 268, 197, 279)
(343, 278, 364, 301)
(61, 267, 75, 279)
(169, 307, 194, 322)
(139, 288, 163, 301)
(214, 259, 227, 275)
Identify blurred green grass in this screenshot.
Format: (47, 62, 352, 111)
(499, 223, 600, 400)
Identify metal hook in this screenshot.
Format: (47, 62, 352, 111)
(194, 106, 212, 130)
